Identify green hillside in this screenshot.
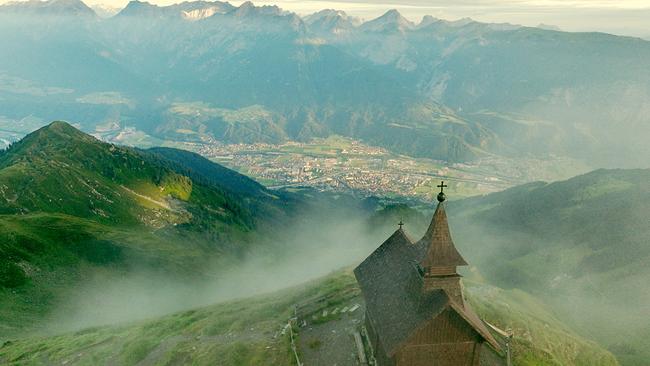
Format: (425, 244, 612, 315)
(448, 169, 650, 365)
(0, 270, 617, 366)
(0, 121, 285, 336)
(0, 121, 252, 226)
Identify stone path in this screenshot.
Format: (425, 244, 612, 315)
(296, 300, 366, 366)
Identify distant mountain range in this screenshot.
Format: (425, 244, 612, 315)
(0, 0, 95, 16)
(1, 0, 649, 166)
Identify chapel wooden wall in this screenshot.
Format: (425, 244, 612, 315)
(365, 313, 394, 366)
(395, 308, 482, 366)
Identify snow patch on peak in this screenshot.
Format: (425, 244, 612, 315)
(361, 8, 414, 33)
(182, 6, 220, 20)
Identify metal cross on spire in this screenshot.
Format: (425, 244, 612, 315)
(437, 181, 448, 193)
(398, 218, 404, 229)
(436, 181, 448, 202)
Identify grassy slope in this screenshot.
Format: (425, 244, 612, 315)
(0, 121, 277, 336)
(449, 169, 650, 365)
(0, 270, 616, 366)
(0, 121, 252, 226)
(0, 213, 239, 336)
(466, 280, 617, 366)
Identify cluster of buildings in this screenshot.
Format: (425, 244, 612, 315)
(195, 140, 510, 200)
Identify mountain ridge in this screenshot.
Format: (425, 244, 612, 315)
(0, 121, 250, 226)
(0, 0, 96, 17)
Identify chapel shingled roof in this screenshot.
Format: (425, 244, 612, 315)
(416, 203, 468, 268)
(355, 228, 446, 354)
(354, 204, 500, 356)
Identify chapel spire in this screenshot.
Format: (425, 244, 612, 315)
(417, 182, 468, 304)
(419, 202, 468, 270)
(353, 180, 505, 365)
(419, 182, 468, 272)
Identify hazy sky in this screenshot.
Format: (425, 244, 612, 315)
(4, 0, 650, 38)
(233, 0, 650, 38)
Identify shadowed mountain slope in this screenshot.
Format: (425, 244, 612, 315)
(146, 147, 267, 198)
(449, 169, 650, 365)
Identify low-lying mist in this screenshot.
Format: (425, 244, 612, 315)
(43, 202, 401, 334)
(449, 198, 650, 364)
(39, 187, 650, 364)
